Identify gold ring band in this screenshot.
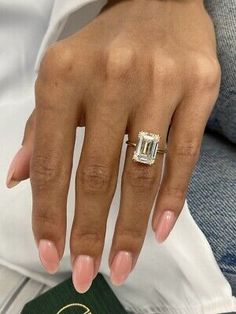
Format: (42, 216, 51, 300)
(127, 131, 166, 165)
(125, 140, 167, 154)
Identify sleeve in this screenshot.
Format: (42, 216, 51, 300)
(34, 0, 107, 72)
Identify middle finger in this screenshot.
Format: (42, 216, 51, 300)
(71, 87, 129, 293)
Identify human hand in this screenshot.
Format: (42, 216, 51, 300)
(6, 0, 221, 293)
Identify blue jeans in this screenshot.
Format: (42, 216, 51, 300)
(205, 0, 236, 144)
(187, 0, 236, 300)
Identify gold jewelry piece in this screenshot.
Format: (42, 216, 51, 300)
(126, 131, 167, 165)
(56, 303, 91, 314)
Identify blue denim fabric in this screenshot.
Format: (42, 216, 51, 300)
(187, 0, 236, 296)
(187, 132, 236, 294)
(204, 0, 236, 144)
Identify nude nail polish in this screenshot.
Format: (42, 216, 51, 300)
(110, 251, 133, 286)
(155, 210, 177, 243)
(6, 159, 20, 188)
(38, 240, 60, 274)
(6, 148, 24, 188)
(72, 255, 94, 293)
(6, 169, 20, 188)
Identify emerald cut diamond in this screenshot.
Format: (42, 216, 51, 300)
(133, 131, 160, 165)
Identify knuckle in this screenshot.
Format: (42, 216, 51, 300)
(106, 43, 136, 79)
(32, 209, 64, 240)
(152, 54, 177, 84)
(71, 231, 104, 255)
(117, 228, 144, 241)
(189, 54, 221, 90)
(114, 227, 145, 251)
(174, 142, 200, 161)
(33, 210, 57, 226)
(123, 166, 157, 191)
(77, 164, 114, 193)
(72, 231, 103, 244)
(38, 42, 75, 83)
(161, 184, 186, 201)
(30, 154, 61, 190)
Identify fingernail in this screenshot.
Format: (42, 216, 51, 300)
(6, 163, 20, 188)
(110, 251, 133, 286)
(93, 258, 101, 280)
(38, 240, 60, 274)
(155, 210, 177, 243)
(6, 148, 23, 188)
(73, 255, 94, 293)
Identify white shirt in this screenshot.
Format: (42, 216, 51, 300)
(0, 1, 235, 313)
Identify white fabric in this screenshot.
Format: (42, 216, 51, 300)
(0, 1, 235, 313)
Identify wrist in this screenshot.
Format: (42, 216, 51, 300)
(102, 0, 207, 21)
(105, 0, 205, 10)
(106, 0, 204, 4)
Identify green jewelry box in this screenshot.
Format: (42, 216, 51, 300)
(21, 273, 128, 314)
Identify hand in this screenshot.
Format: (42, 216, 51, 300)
(6, 0, 221, 293)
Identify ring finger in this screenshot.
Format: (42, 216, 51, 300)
(108, 88, 181, 285)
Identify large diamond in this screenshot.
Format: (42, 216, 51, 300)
(133, 131, 160, 165)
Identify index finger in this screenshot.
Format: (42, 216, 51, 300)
(30, 46, 81, 273)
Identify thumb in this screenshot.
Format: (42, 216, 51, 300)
(6, 111, 35, 188)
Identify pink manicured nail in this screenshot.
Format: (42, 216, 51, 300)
(110, 251, 133, 286)
(38, 240, 60, 274)
(6, 148, 24, 188)
(73, 255, 94, 293)
(6, 159, 20, 188)
(6, 173, 20, 188)
(155, 210, 177, 243)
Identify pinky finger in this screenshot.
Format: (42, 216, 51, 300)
(152, 94, 217, 243)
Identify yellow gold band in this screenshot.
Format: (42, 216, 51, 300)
(125, 140, 167, 154)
